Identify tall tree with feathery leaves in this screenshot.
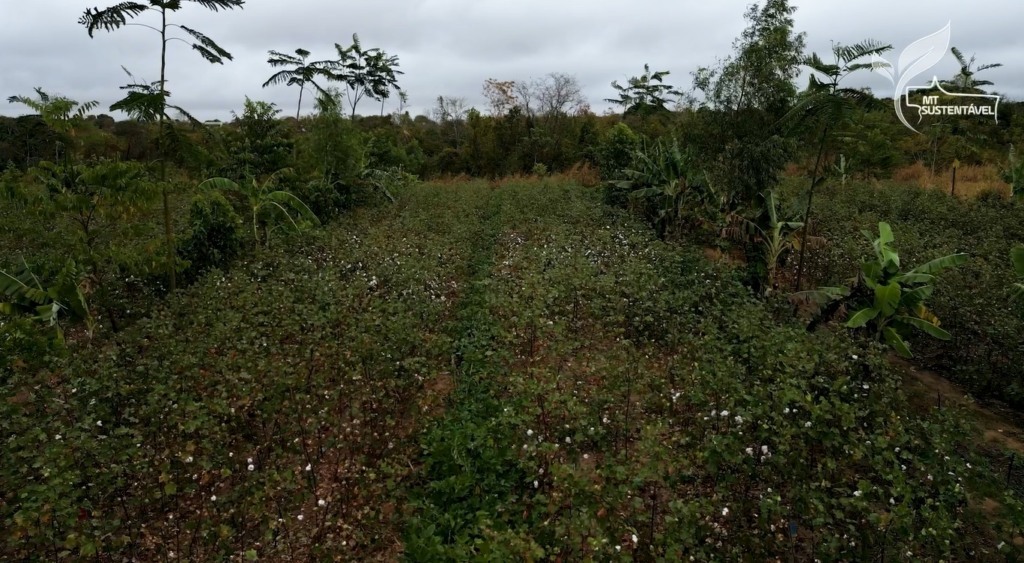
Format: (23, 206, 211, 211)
(784, 39, 892, 291)
(8, 88, 99, 161)
(262, 48, 334, 121)
(946, 47, 1002, 92)
(79, 0, 245, 292)
(330, 34, 404, 119)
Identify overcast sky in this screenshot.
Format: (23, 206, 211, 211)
(1, 0, 1021, 121)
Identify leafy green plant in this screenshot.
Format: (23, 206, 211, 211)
(604, 64, 682, 115)
(0, 259, 94, 342)
(329, 34, 404, 118)
(262, 48, 334, 120)
(747, 191, 804, 295)
(222, 98, 295, 179)
(785, 39, 893, 290)
(199, 170, 320, 249)
(596, 122, 639, 184)
(946, 46, 1003, 91)
(800, 221, 967, 357)
(612, 137, 715, 238)
(80, 0, 245, 291)
(7, 87, 98, 137)
(1004, 144, 1024, 197)
(31, 159, 154, 257)
(361, 166, 414, 203)
(1012, 246, 1024, 300)
(178, 191, 243, 282)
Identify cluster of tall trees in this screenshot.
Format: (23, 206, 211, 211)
(3, 0, 1018, 190)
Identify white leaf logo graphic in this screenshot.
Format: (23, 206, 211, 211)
(872, 54, 894, 84)
(885, 22, 952, 133)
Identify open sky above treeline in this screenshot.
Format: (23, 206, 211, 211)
(1, 0, 1021, 120)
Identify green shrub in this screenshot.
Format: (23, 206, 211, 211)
(596, 122, 639, 182)
(178, 191, 242, 282)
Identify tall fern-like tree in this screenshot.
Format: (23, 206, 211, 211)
(79, 0, 245, 292)
(8, 88, 99, 161)
(946, 47, 1002, 91)
(784, 39, 892, 291)
(330, 34, 404, 119)
(604, 64, 682, 115)
(262, 48, 334, 121)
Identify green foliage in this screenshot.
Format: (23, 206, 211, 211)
(31, 159, 155, 259)
(292, 90, 367, 215)
(0, 179, 1015, 559)
(786, 37, 894, 290)
(0, 259, 94, 342)
(801, 222, 967, 357)
(199, 169, 319, 249)
(596, 122, 639, 184)
(1005, 144, 1024, 197)
(7, 88, 98, 135)
(611, 137, 716, 238)
(946, 46, 1003, 91)
(329, 34, 404, 118)
(798, 182, 1024, 400)
(262, 48, 334, 120)
(222, 98, 294, 180)
(361, 166, 416, 203)
(1012, 246, 1024, 301)
(748, 190, 804, 295)
(604, 64, 682, 115)
(178, 191, 242, 282)
(687, 0, 804, 209)
(80, 0, 245, 292)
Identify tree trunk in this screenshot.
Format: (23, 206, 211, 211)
(159, 8, 176, 292)
(793, 125, 829, 292)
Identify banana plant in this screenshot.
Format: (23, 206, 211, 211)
(1012, 246, 1024, 300)
(746, 191, 804, 295)
(0, 259, 94, 343)
(198, 169, 320, 249)
(614, 137, 716, 238)
(1004, 144, 1023, 197)
(797, 222, 968, 357)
